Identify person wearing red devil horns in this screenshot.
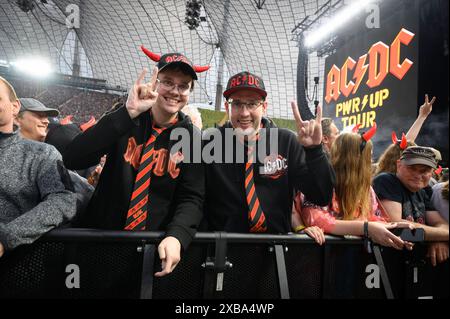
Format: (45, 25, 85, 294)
(202, 71, 335, 234)
(374, 131, 417, 176)
(63, 46, 210, 277)
(300, 125, 418, 250)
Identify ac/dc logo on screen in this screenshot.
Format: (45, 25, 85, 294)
(325, 28, 415, 103)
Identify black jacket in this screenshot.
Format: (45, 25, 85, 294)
(203, 118, 335, 233)
(63, 105, 204, 250)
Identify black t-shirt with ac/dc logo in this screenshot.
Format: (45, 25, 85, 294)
(372, 173, 435, 224)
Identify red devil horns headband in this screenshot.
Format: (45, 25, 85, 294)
(193, 65, 210, 73)
(60, 115, 73, 125)
(362, 122, 377, 142)
(80, 116, 96, 132)
(360, 122, 377, 152)
(140, 45, 209, 73)
(352, 124, 361, 133)
(391, 132, 408, 150)
(141, 45, 161, 62)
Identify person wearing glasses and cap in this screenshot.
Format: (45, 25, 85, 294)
(63, 47, 209, 277)
(202, 71, 335, 234)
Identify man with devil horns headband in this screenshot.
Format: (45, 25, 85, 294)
(202, 71, 335, 234)
(63, 47, 209, 277)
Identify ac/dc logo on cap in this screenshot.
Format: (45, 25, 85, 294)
(223, 71, 267, 98)
(228, 73, 264, 89)
(164, 54, 192, 66)
(229, 73, 261, 89)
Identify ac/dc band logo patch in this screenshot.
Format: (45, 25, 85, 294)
(260, 154, 288, 179)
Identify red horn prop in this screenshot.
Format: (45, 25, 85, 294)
(60, 115, 73, 125)
(140, 45, 161, 62)
(80, 116, 96, 132)
(192, 65, 210, 73)
(362, 122, 377, 142)
(352, 123, 361, 133)
(399, 133, 408, 150)
(391, 131, 398, 145)
(435, 165, 443, 175)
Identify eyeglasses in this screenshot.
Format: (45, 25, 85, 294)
(227, 99, 264, 111)
(157, 79, 191, 95)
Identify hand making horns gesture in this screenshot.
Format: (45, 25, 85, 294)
(126, 67, 160, 119)
(291, 101, 323, 147)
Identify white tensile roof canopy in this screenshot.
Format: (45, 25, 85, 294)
(0, 0, 332, 119)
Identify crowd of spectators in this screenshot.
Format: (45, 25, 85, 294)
(3, 78, 123, 124)
(0, 73, 448, 296)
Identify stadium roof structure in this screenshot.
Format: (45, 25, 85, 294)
(0, 0, 334, 119)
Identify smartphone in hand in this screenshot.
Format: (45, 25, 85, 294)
(391, 228, 424, 242)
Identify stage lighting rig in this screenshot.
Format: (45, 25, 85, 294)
(185, 0, 202, 30)
(16, 0, 35, 13)
(16, 0, 49, 13)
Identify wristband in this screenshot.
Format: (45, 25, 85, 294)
(364, 221, 369, 238)
(363, 221, 372, 253)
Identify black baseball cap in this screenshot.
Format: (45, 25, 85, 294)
(223, 71, 267, 99)
(157, 53, 198, 80)
(19, 98, 59, 117)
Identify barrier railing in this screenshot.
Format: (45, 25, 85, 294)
(0, 228, 447, 299)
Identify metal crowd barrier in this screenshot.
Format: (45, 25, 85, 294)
(0, 228, 447, 299)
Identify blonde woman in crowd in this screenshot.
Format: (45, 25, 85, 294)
(301, 129, 413, 250)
